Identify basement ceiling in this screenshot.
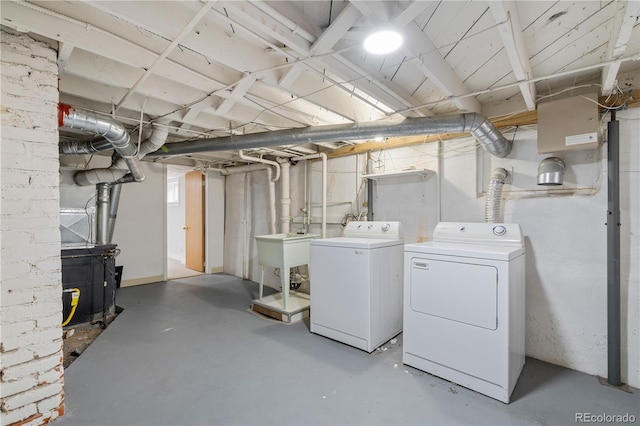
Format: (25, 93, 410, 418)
(2, 0, 639, 166)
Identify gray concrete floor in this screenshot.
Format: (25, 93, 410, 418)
(167, 257, 203, 280)
(54, 274, 638, 426)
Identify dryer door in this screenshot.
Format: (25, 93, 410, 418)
(410, 258, 498, 330)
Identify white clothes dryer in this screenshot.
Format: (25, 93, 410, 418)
(310, 221, 404, 352)
(403, 222, 526, 403)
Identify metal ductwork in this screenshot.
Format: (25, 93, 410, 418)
(58, 103, 146, 185)
(146, 113, 512, 158)
(537, 157, 565, 186)
(70, 123, 169, 186)
(485, 168, 509, 223)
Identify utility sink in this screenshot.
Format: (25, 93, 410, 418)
(254, 233, 319, 268)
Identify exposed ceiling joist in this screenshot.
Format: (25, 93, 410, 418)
(57, 42, 74, 74)
(351, 0, 482, 114)
(234, 2, 426, 117)
(309, 4, 361, 55)
(402, 22, 482, 114)
(216, 75, 258, 115)
(391, 1, 433, 28)
(488, 1, 537, 110)
(1, 2, 227, 92)
(114, 0, 217, 111)
(601, 0, 640, 94)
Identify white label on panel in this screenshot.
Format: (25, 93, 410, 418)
(565, 132, 597, 146)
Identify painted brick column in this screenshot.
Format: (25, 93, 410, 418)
(1, 28, 65, 425)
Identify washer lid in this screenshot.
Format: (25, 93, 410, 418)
(404, 241, 524, 261)
(311, 237, 403, 249)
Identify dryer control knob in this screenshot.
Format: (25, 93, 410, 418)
(382, 223, 391, 232)
(493, 225, 507, 236)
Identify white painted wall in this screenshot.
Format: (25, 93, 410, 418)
(59, 159, 167, 286)
(206, 171, 225, 273)
(0, 28, 65, 426)
(112, 162, 166, 286)
(166, 174, 185, 262)
(222, 110, 639, 387)
(223, 170, 277, 284)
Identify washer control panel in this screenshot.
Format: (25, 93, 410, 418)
(343, 221, 403, 240)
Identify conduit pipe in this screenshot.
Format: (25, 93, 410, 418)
(216, 163, 269, 175)
(58, 103, 145, 184)
(147, 113, 512, 159)
(278, 160, 292, 234)
(485, 168, 509, 223)
(291, 153, 327, 238)
(266, 168, 277, 235)
(238, 150, 281, 182)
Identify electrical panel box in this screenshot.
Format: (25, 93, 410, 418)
(537, 93, 600, 153)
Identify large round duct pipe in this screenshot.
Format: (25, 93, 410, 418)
(63, 118, 170, 186)
(537, 157, 565, 186)
(146, 113, 511, 159)
(58, 103, 145, 184)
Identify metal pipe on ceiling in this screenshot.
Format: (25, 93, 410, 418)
(147, 112, 512, 159)
(58, 103, 145, 184)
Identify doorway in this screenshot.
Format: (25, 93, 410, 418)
(167, 165, 205, 280)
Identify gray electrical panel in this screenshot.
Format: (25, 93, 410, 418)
(537, 93, 600, 153)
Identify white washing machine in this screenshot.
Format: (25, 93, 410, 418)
(403, 222, 525, 403)
(310, 221, 403, 353)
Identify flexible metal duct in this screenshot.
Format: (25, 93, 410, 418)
(146, 113, 511, 158)
(58, 103, 145, 184)
(485, 168, 509, 223)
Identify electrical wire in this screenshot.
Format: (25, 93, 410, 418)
(61, 288, 81, 327)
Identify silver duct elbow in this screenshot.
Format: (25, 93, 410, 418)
(464, 114, 512, 158)
(485, 168, 509, 223)
(58, 103, 144, 184)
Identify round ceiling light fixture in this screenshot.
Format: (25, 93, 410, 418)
(363, 29, 403, 55)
